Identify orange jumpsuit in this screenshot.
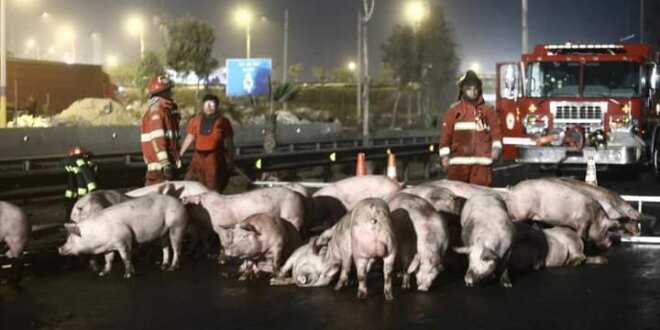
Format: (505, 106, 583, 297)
(184, 114, 234, 192)
(140, 97, 181, 186)
(439, 96, 502, 186)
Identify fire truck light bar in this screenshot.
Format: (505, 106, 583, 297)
(544, 44, 624, 50)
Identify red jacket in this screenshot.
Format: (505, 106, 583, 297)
(439, 97, 502, 166)
(141, 97, 181, 170)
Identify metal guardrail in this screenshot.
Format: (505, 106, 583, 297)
(0, 136, 439, 200)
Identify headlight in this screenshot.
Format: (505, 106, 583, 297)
(609, 115, 634, 132)
(523, 114, 549, 135)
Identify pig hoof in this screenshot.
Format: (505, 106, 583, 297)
(417, 285, 430, 292)
(465, 282, 474, 288)
(334, 283, 344, 291)
(98, 271, 108, 277)
(384, 292, 394, 301)
(586, 256, 608, 265)
(501, 281, 513, 288)
(357, 291, 367, 300)
(123, 273, 133, 279)
(167, 265, 179, 272)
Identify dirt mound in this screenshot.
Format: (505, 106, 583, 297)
(55, 98, 141, 126)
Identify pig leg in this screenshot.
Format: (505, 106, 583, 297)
(239, 261, 255, 281)
(499, 268, 512, 288)
(98, 252, 115, 277)
(355, 257, 369, 300)
(116, 244, 134, 279)
(168, 227, 185, 271)
(383, 253, 395, 301)
(160, 238, 171, 271)
(271, 246, 284, 274)
(334, 252, 353, 291)
(88, 257, 100, 273)
(404, 254, 421, 290)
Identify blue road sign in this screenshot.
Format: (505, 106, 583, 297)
(226, 58, 272, 97)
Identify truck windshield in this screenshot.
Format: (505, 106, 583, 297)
(527, 61, 581, 97)
(583, 61, 641, 97)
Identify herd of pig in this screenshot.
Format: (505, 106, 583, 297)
(0, 176, 641, 300)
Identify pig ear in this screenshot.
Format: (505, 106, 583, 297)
(64, 223, 81, 237)
(481, 247, 498, 261)
(240, 223, 260, 236)
(453, 246, 472, 254)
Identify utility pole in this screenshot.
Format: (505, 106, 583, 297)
(361, 0, 375, 144)
(1, 0, 7, 128)
(282, 9, 289, 83)
(356, 11, 362, 124)
(522, 0, 528, 53)
(641, 0, 645, 44)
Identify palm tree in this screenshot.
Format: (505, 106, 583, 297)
(264, 82, 300, 153)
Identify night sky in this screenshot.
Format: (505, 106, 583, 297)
(6, 0, 643, 77)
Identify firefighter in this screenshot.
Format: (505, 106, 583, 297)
(140, 75, 182, 186)
(438, 70, 502, 186)
(64, 145, 98, 219)
(179, 94, 235, 192)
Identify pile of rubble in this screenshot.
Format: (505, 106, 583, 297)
(55, 98, 141, 126)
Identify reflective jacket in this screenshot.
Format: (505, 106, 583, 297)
(140, 97, 182, 171)
(439, 96, 503, 166)
(64, 154, 98, 198)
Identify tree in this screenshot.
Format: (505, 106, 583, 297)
(330, 67, 354, 83)
(133, 50, 165, 97)
(311, 66, 327, 83)
(382, 3, 459, 127)
(106, 63, 137, 88)
(164, 16, 218, 104)
(288, 63, 303, 83)
(264, 83, 300, 153)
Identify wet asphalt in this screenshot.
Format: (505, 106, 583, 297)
(1, 243, 659, 330)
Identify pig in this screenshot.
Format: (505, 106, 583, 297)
(509, 222, 607, 273)
(349, 198, 397, 300)
(400, 184, 465, 215)
(1, 201, 31, 259)
(455, 192, 514, 288)
(182, 187, 306, 262)
(545, 177, 642, 236)
(425, 179, 508, 199)
(220, 213, 302, 280)
(506, 178, 618, 248)
(387, 193, 450, 291)
(126, 180, 210, 199)
(270, 236, 340, 287)
(314, 213, 353, 290)
(311, 175, 402, 226)
(70, 190, 130, 223)
(58, 194, 188, 279)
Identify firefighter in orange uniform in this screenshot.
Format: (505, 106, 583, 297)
(179, 94, 235, 192)
(439, 70, 502, 186)
(140, 75, 182, 186)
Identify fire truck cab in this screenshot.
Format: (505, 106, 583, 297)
(496, 43, 660, 175)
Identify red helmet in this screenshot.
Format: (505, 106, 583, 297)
(68, 145, 86, 157)
(148, 75, 174, 95)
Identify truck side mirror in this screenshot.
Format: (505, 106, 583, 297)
(499, 64, 520, 100)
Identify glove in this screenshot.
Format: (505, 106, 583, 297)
(491, 149, 501, 161)
(163, 163, 174, 180)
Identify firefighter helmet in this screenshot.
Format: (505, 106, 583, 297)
(148, 75, 174, 95)
(68, 145, 86, 157)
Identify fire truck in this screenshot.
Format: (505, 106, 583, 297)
(496, 43, 660, 175)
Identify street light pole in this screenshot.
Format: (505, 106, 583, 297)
(522, 0, 528, 53)
(361, 0, 375, 144)
(282, 9, 288, 82)
(356, 11, 362, 123)
(246, 22, 251, 58)
(1, 0, 7, 128)
(140, 26, 145, 59)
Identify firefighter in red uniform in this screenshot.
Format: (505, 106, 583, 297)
(439, 70, 502, 186)
(179, 94, 235, 192)
(140, 75, 182, 186)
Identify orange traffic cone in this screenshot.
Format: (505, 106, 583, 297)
(386, 153, 397, 181)
(356, 152, 367, 176)
(585, 156, 597, 186)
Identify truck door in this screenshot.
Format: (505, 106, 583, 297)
(496, 62, 523, 161)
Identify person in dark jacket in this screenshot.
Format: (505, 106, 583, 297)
(64, 145, 98, 219)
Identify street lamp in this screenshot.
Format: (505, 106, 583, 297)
(57, 24, 76, 63)
(470, 61, 481, 73)
(405, 1, 428, 30)
(347, 61, 357, 72)
(91, 32, 102, 65)
(106, 54, 119, 68)
(25, 37, 39, 59)
(234, 7, 253, 58)
(125, 15, 145, 59)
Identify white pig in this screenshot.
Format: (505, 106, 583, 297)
(1, 201, 30, 259)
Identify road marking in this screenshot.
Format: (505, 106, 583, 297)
(494, 163, 525, 172)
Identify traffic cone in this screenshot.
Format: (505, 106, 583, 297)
(585, 156, 597, 186)
(386, 153, 397, 181)
(356, 152, 367, 176)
